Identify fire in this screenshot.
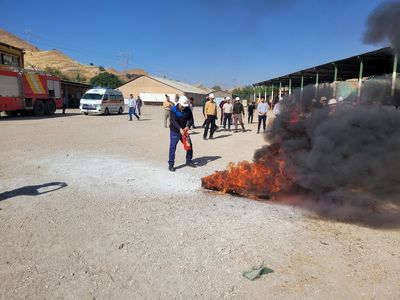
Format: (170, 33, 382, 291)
(201, 144, 292, 199)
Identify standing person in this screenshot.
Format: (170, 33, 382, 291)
(128, 94, 140, 121)
(273, 97, 283, 116)
(222, 97, 233, 131)
(188, 97, 195, 129)
(136, 96, 143, 115)
(163, 94, 174, 128)
(62, 94, 67, 115)
(219, 97, 226, 125)
(233, 97, 245, 132)
(203, 93, 217, 140)
(257, 97, 268, 133)
(168, 96, 196, 172)
(247, 101, 255, 123)
(201, 96, 209, 128)
(174, 94, 180, 105)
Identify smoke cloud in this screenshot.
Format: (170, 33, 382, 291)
(254, 75, 400, 227)
(363, 0, 400, 49)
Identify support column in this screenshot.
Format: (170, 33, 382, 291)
(392, 52, 398, 97)
(264, 86, 267, 100)
(333, 63, 338, 98)
(315, 72, 319, 99)
(300, 74, 304, 111)
(357, 58, 364, 100)
(289, 78, 292, 95)
(258, 87, 261, 101)
(271, 83, 274, 100)
(253, 85, 256, 102)
(279, 81, 282, 97)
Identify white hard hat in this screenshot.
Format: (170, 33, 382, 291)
(235, 97, 240, 101)
(338, 96, 344, 102)
(328, 98, 337, 105)
(178, 95, 189, 107)
(209, 93, 215, 98)
(279, 97, 283, 101)
(225, 97, 231, 100)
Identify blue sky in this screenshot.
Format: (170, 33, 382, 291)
(1, 0, 390, 88)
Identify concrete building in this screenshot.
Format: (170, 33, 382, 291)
(211, 90, 233, 106)
(0, 42, 24, 68)
(118, 75, 208, 106)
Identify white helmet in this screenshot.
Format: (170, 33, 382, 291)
(328, 98, 337, 105)
(235, 97, 240, 101)
(178, 95, 189, 107)
(225, 97, 231, 100)
(209, 93, 215, 99)
(338, 96, 344, 102)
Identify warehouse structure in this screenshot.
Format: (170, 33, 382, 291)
(253, 47, 399, 105)
(118, 75, 208, 106)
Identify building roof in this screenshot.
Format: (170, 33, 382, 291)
(253, 47, 397, 87)
(121, 75, 208, 95)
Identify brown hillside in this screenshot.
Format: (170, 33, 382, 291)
(0, 29, 39, 52)
(0, 29, 147, 83)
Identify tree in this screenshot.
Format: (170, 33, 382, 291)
(211, 85, 222, 91)
(232, 85, 253, 100)
(44, 66, 70, 81)
(89, 62, 94, 66)
(90, 72, 123, 89)
(98, 65, 105, 72)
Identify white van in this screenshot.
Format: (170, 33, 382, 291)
(80, 88, 124, 115)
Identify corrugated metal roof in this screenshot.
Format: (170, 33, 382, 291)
(149, 75, 208, 94)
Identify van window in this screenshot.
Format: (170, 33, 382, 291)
(103, 94, 109, 100)
(82, 93, 103, 100)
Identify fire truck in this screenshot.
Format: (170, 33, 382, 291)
(0, 66, 63, 116)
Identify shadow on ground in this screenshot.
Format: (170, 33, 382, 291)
(0, 182, 68, 201)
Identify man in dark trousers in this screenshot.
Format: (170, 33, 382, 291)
(168, 96, 196, 172)
(247, 101, 255, 123)
(203, 93, 218, 140)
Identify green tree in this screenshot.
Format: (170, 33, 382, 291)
(98, 65, 105, 72)
(90, 72, 123, 89)
(232, 85, 253, 100)
(211, 85, 222, 91)
(44, 66, 70, 80)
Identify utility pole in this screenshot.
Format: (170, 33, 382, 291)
(24, 29, 32, 45)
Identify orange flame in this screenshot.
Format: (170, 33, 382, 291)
(201, 144, 292, 199)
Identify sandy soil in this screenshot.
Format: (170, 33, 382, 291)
(0, 106, 399, 299)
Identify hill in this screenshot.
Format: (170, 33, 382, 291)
(0, 29, 146, 83)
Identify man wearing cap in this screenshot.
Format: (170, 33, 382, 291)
(163, 94, 175, 128)
(168, 96, 196, 172)
(233, 97, 245, 132)
(222, 97, 233, 130)
(203, 93, 218, 140)
(273, 97, 283, 116)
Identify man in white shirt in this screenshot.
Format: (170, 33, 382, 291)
(273, 97, 283, 115)
(128, 94, 140, 121)
(257, 97, 269, 134)
(222, 97, 233, 130)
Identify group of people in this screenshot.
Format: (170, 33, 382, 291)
(165, 92, 285, 171)
(128, 94, 143, 121)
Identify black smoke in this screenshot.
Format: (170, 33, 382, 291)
(363, 0, 400, 49)
(255, 77, 400, 227)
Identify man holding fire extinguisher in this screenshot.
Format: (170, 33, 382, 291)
(168, 96, 196, 172)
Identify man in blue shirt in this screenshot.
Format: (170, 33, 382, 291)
(257, 96, 269, 133)
(168, 96, 196, 172)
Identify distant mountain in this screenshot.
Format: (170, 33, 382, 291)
(0, 29, 147, 83)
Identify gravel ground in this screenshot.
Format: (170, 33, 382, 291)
(0, 106, 399, 299)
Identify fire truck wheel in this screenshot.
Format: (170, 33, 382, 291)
(84, 112, 88, 115)
(45, 100, 56, 115)
(33, 100, 45, 116)
(104, 108, 109, 115)
(5, 111, 18, 117)
(118, 107, 123, 114)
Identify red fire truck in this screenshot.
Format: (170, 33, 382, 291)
(0, 66, 63, 116)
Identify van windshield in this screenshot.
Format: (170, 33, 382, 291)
(82, 93, 103, 100)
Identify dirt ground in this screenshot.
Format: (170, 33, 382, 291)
(0, 106, 399, 299)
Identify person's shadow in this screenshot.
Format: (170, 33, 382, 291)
(175, 156, 222, 170)
(0, 182, 68, 201)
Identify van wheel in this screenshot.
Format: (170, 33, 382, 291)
(45, 100, 56, 115)
(118, 107, 123, 114)
(33, 100, 45, 116)
(104, 108, 109, 115)
(84, 112, 88, 115)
